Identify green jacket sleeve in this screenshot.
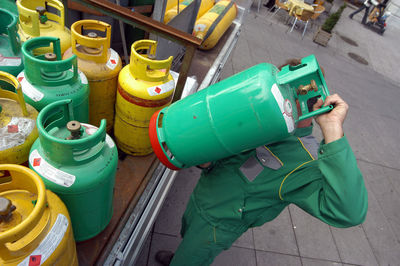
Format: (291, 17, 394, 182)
(283, 136, 368, 228)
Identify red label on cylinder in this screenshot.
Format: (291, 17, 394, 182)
(29, 255, 42, 266)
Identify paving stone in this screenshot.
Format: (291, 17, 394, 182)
(301, 257, 343, 266)
(289, 205, 341, 261)
(256, 250, 302, 265)
(146, 233, 181, 266)
(247, 41, 273, 65)
(345, 108, 400, 169)
(231, 34, 254, 72)
(232, 228, 255, 249)
(154, 167, 201, 236)
(212, 246, 257, 266)
(253, 207, 299, 255)
(331, 225, 378, 266)
(360, 160, 400, 237)
(358, 161, 400, 264)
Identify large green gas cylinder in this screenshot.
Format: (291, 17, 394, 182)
(0, 9, 23, 87)
(149, 54, 333, 170)
(29, 99, 118, 242)
(18, 36, 89, 122)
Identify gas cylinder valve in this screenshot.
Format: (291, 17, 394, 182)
(35, 6, 48, 24)
(0, 197, 16, 223)
(44, 53, 57, 61)
(66, 121, 82, 140)
(82, 32, 101, 54)
(87, 32, 98, 38)
(297, 80, 318, 95)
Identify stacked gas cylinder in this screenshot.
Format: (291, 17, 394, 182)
(164, 0, 238, 49)
(0, 0, 177, 264)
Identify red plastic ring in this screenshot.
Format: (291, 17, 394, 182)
(149, 110, 181, 171)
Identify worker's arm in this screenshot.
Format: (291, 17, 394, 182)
(283, 95, 368, 227)
(289, 136, 368, 227)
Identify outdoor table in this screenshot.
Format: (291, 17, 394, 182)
(285, 0, 314, 16)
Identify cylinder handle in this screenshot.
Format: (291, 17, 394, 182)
(129, 40, 173, 82)
(0, 71, 29, 116)
(22, 37, 78, 86)
(71, 20, 112, 63)
(37, 100, 108, 164)
(0, 165, 47, 245)
(0, 9, 21, 55)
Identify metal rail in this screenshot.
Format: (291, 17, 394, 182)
(72, 0, 202, 102)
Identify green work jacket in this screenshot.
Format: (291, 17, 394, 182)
(191, 126, 368, 233)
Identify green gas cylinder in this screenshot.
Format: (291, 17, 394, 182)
(18, 36, 89, 123)
(0, 8, 23, 90)
(149, 54, 333, 170)
(29, 99, 118, 242)
(0, 0, 18, 18)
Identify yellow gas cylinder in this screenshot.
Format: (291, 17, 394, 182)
(0, 71, 38, 165)
(165, 0, 184, 12)
(115, 40, 175, 156)
(17, 0, 71, 55)
(0, 164, 77, 265)
(164, 0, 215, 24)
(193, 0, 237, 50)
(63, 20, 122, 132)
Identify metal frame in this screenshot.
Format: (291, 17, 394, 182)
(71, 0, 202, 102)
(103, 165, 177, 266)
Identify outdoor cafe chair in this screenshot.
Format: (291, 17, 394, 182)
(289, 8, 315, 38)
(270, 0, 290, 21)
(311, 4, 325, 20)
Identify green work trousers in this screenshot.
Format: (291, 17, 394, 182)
(170, 198, 245, 266)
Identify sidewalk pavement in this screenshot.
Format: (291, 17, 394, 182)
(137, 2, 400, 265)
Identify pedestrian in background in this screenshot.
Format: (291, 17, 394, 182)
(349, 0, 380, 24)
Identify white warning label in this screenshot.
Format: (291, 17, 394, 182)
(29, 149, 76, 187)
(106, 49, 119, 70)
(271, 84, 295, 133)
(82, 123, 115, 148)
(0, 55, 22, 66)
(147, 79, 175, 96)
(18, 214, 69, 266)
(0, 117, 35, 151)
(17, 72, 44, 102)
(78, 70, 88, 84)
(68, 68, 88, 85)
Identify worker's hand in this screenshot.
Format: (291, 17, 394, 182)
(196, 162, 212, 171)
(313, 94, 348, 143)
(198, 162, 212, 168)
